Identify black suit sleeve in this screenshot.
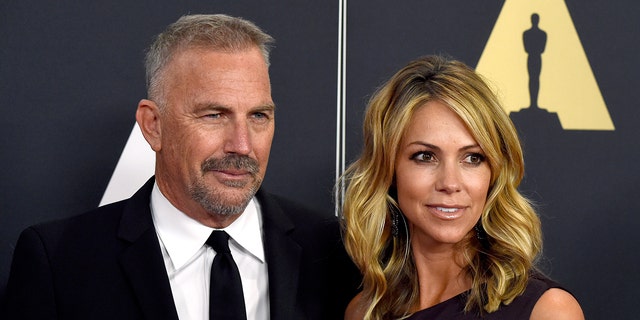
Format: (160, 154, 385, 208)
(4, 227, 59, 319)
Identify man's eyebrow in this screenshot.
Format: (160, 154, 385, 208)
(192, 102, 276, 113)
(253, 103, 276, 112)
(193, 103, 228, 112)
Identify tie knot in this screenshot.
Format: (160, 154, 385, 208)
(206, 230, 231, 253)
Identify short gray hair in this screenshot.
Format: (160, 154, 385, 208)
(144, 14, 274, 103)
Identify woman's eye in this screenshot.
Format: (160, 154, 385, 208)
(411, 151, 435, 162)
(464, 153, 485, 165)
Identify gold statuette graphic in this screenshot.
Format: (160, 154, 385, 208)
(477, 0, 614, 130)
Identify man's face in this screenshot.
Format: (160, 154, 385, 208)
(153, 46, 274, 226)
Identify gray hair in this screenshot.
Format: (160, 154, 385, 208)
(144, 14, 275, 104)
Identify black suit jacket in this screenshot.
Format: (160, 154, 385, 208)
(3, 178, 361, 319)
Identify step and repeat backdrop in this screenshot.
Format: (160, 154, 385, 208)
(1, 1, 638, 318)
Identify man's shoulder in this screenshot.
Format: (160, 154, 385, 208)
(256, 189, 337, 224)
(28, 179, 155, 239)
(256, 189, 343, 250)
(19, 199, 136, 252)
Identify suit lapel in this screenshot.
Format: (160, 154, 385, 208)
(113, 182, 305, 319)
(117, 178, 179, 320)
(257, 190, 303, 320)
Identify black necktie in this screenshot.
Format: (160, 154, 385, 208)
(206, 231, 247, 320)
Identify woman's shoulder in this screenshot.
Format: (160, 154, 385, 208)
(473, 272, 584, 320)
(344, 292, 366, 320)
(530, 288, 584, 320)
(526, 272, 584, 320)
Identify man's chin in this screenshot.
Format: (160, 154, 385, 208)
(196, 192, 252, 216)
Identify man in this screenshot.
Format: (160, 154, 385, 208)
(4, 14, 360, 320)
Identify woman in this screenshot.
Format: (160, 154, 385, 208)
(339, 55, 583, 319)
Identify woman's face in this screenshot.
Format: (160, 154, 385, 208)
(394, 100, 491, 248)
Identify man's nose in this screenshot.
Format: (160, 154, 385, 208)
(223, 120, 252, 155)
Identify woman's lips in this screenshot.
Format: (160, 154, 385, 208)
(427, 205, 465, 220)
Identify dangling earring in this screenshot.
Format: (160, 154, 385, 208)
(474, 223, 486, 241)
(387, 186, 401, 238)
(475, 221, 490, 249)
(391, 208, 399, 238)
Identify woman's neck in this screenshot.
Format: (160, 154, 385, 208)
(411, 241, 471, 310)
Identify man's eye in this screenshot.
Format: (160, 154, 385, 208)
(204, 113, 221, 119)
(251, 112, 272, 123)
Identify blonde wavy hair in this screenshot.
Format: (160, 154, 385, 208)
(339, 55, 542, 319)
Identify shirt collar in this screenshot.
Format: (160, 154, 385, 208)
(150, 182, 265, 270)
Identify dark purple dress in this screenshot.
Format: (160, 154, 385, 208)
(406, 273, 564, 319)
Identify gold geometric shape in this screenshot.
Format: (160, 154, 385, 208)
(476, 0, 614, 130)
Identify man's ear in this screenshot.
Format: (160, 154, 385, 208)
(136, 99, 162, 152)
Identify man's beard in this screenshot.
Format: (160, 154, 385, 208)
(189, 154, 261, 216)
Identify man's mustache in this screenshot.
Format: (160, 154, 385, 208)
(201, 155, 259, 175)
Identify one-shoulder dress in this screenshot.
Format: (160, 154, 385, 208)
(406, 273, 565, 319)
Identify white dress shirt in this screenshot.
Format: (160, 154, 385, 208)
(150, 182, 270, 320)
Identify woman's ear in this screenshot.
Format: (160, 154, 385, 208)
(136, 99, 162, 152)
